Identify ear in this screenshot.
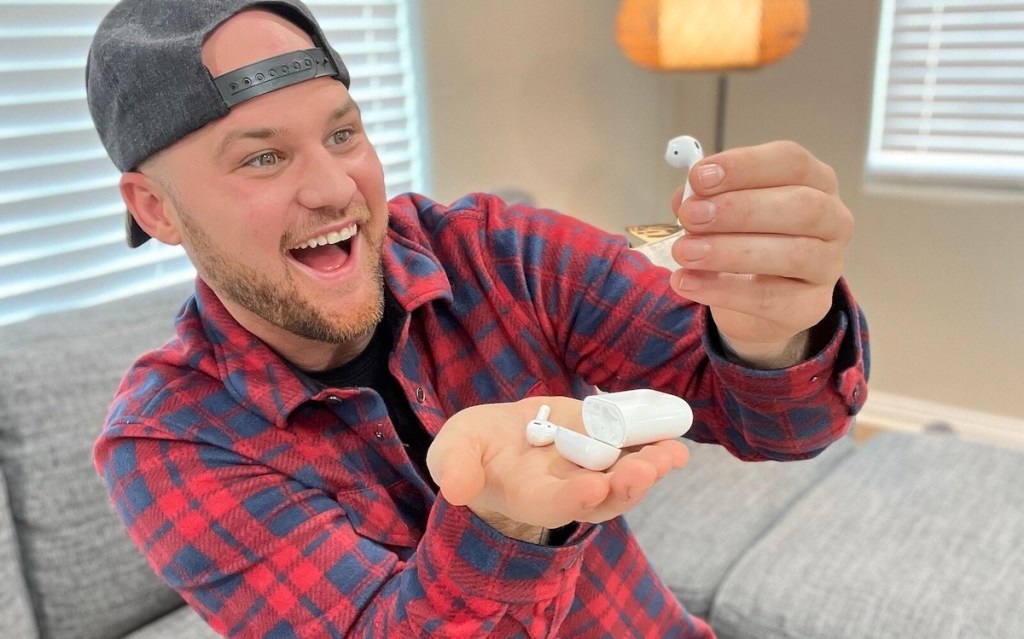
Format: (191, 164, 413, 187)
(119, 172, 183, 245)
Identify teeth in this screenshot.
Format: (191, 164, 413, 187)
(293, 225, 357, 250)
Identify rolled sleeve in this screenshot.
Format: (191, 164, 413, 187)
(701, 278, 869, 460)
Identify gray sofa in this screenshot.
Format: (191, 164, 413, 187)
(2, 284, 1022, 639)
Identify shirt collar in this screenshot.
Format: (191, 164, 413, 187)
(187, 202, 453, 428)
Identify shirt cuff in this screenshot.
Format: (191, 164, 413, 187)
(699, 279, 869, 460)
(702, 279, 865, 407)
(421, 497, 597, 605)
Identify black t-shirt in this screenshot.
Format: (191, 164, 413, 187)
(306, 295, 435, 485)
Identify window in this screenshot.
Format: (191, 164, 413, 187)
(867, 0, 1024, 191)
(0, 0, 425, 327)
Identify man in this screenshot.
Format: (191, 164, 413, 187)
(88, 1, 869, 637)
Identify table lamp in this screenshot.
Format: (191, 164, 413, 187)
(616, 0, 809, 152)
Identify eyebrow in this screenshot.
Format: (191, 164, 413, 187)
(328, 98, 359, 123)
(215, 126, 281, 159)
(215, 98, 360, 158)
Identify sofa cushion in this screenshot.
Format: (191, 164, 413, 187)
(0, 284, 195, 639)
(0, 468, 39, 638)
(710, 431, 1024, 639)
(625, 433, 855, 620)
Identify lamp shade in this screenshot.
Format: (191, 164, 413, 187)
(616, 0, 809, 70)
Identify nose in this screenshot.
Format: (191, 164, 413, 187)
(294, 146, 357, 212)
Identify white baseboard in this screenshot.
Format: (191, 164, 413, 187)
(858, 390, 1024, 450)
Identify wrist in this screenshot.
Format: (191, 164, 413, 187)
(719, 330, 811, 370)
(472, 507, 548, 544)
(716, 306, 841, 369)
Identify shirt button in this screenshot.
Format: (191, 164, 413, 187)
(415, 387, 425, 403)
(326, 395, 341, 402)
(375, 431, 385, 440)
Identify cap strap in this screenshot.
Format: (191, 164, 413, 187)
(213, 47, 339, 107)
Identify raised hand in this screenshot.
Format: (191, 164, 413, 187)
(670, 140, 853, 368)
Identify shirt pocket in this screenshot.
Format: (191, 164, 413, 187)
(336, 478, 426, 552)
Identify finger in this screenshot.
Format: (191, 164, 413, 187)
(630, 446, 673, 479)
(670, 270, 834, 325)
(690, 141, 840, 197)
(607, 455, 658, 503)
(425, 434, 486, 507)
(620, 440, 688, 479)
(672, 233, 843, 284)
(676, 186, 854, 243)
(650, 438, 690, 470)
(594, 440, 690, 514)
(541, 473, 611, 523)
(432, 456, 486, 507)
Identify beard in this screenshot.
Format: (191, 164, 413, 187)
(176, 201, 387, 345)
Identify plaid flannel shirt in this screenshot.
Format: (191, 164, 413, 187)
(95, 192, 869, 638)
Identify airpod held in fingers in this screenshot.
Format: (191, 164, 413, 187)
(664, 135, 703, 203)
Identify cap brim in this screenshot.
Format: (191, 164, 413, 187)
(126, 211, 151, 248)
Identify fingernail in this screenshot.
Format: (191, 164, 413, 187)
(688, 200, 715, 224)
(678, 238, 710, 261)
(672, 268, 700, 291)
(697, 164, 725, 189)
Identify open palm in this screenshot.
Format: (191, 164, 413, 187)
(427, 396, 689, 530)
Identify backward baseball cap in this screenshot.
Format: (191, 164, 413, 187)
(86, 0, 351, 247)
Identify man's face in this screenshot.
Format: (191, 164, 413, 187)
(148, 11, 390, 350)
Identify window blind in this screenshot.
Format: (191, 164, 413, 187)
(0, 0, 424, 327)
(867, 0, 1024, 190)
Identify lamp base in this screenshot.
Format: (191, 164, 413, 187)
(715, 73, 729, 153)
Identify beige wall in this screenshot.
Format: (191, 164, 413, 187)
(420, 1, 1024, 421)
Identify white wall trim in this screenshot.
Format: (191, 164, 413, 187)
(859, 390, 1024, 451)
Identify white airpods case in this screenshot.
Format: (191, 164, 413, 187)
(582, 389, 693, 448)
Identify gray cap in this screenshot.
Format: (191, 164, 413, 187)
(86, 0, 351, 247)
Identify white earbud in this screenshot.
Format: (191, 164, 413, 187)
(525, 404, 558, 446)
(664, 135, 704, 203)
(524, 404, 619, 470)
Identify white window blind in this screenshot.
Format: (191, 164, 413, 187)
(867, 0, 1024, 190)
(0, 0, 424, 327)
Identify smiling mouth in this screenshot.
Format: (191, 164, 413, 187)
(288, 224, 358, 272)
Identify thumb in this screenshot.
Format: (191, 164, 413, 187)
(426, 433, 485, 507)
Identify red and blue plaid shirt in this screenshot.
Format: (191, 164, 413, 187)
(95, 193, 869, 638)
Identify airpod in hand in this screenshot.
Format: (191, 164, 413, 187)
(665, 135, 704, 203)
(525, 404, 558, 446)
(525, 389, 693, 471)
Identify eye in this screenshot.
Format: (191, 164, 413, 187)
(244, 151, 280, 168)
(331, 128, 353, 146)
